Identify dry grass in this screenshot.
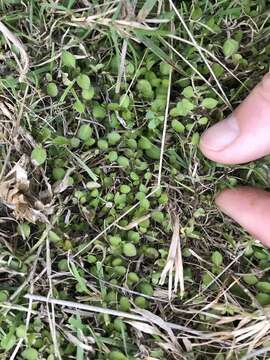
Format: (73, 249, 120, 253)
(0, 1, 269, 359)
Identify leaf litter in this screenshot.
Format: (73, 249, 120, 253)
(0, 156, 52, 223)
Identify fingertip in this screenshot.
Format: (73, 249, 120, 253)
(215, 187, 236, 209)
(214, 186, 270, 247)
(200, 72, 270, 164)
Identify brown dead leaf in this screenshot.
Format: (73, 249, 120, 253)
(0, 156, 51, 223)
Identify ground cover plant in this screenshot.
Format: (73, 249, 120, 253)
(0, 0, 270, 359)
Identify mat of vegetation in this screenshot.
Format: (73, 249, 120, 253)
(0, 1, 270, 359)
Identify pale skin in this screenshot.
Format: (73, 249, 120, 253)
(199, 73, 270, 247)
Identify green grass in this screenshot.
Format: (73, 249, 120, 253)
(0, 1, 270, 359)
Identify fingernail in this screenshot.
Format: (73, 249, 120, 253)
(200, 115, 240, 151)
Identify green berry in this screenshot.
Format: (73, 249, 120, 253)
(46, 82, 58, 97)
(61, 50, 76, 68)
(77, 74, 91, 89)
(123, 243, 137, 257)
(78, 124, 92, 141)
(31, 146, 47, 166)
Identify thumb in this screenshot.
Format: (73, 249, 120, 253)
(216, 187, 270, 247)
(200, 73, 270, 164)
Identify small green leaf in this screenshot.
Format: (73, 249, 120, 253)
(138, 136, 152, 150)
(78, 124, 92, 141)
(52, 136, 70, 145)
(191, 132, 200, 145)
(119, 94, 130, 109)
(73, 100, 85, 114)
(21, 347, 38, 360)
(202, 98, 218, 109)
(211, 251, 223, 267)
(191, 6, 202, 20)
(223, 38, 239, 58)
(198, 116, 208, 125)
(77, 74, 91, 89)
(256, 281, 270, 293)
(182, 86, 194, 98)
(136, 79, 153, 99)
(175, 99, 195, 116)
(17, 223, 31, 239)
(243, 274, 258, 285)
(171, 119, 185, 133)
(82, 87, 94, 100)
(123, 243, 137, 257)
(46, 82, 58, 97)
(61, 50, 76, 68)
(159, 62, 171, 76)
(92, 105, 106, 119)
(1, 331, 16, 351)
(31, 146, 47, 166)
